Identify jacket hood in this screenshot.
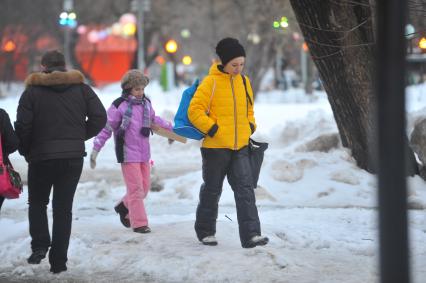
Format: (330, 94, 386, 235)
(25, 70, 84, 88)
(208, 63, 231, 77)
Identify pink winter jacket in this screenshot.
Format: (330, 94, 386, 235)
(93, 95, 172, 163)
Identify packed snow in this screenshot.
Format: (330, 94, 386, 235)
(0, 81, 425, 283)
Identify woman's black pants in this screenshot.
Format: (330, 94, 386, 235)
(195, 147, 261, 246)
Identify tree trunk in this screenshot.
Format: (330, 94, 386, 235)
(290, 0, 418, 175)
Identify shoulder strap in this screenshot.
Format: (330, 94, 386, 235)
(112, 97, 125, 108)
(241, 75, 253, 105)
(0, 134, 4, 165)
(205, 78, 216, 115)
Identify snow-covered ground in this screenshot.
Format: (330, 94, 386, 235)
(0, 81, 425, 283)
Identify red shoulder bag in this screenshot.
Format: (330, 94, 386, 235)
(0, 135, 23, 199)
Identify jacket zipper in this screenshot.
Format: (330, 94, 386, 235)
(230, 76, 238, 150)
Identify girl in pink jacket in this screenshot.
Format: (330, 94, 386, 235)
(90, 70, 172, 233)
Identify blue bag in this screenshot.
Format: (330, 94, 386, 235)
(173, 79, 206, 140)
(173, 76, 249, 140)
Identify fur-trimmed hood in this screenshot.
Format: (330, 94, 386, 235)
(25, 70, 84, 87)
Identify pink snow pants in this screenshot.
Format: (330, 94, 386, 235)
(120, 162, 151, 228)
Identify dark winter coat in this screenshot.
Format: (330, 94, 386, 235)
(15, 70, 107, 162)
(0, 108, 19, 164)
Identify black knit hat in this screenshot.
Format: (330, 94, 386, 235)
(41, 50, 66, 70)
(215, 37, 246, 66)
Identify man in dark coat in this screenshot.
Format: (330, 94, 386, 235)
(0, 108, 20, 211)
(15, 50, 107, 274)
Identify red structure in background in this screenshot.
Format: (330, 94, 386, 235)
(75, 27, 137, 86)
(1, 27, 30, 81)
(1, 25, 136, 86)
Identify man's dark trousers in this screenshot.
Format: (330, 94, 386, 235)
(28, 158, 83, 268)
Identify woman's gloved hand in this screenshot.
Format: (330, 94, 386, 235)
(208, 124, 219, 137)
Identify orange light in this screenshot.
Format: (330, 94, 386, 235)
(165, 39, 178, 54)
(155, 55, 165, 65)
(419, 37, 426, 50)
(3, 40, 16, 52)
(302, 42, 308, 52)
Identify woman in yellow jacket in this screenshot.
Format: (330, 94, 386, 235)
(188, 38, 268, 248)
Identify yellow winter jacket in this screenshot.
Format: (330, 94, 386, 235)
(188, 63, 256, 150)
